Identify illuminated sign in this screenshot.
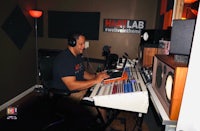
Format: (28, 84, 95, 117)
(103, 19, 146, 33)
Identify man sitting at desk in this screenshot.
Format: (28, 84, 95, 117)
(52, 32, 110, 125)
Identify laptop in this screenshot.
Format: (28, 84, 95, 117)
(105, 58, 127, 80)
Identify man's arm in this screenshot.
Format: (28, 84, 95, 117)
(84, 71, 96, 80)
(61, 72, 109, 91)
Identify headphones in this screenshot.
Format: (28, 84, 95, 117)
(68, 33, 84, 47)
(68, 37, 76, 47)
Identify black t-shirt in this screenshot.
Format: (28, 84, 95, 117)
(52, 48, 85, 92)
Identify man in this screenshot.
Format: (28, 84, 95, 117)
(52, 32, 109, 124)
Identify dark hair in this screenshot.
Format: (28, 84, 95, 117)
(68, 32, 85, 40)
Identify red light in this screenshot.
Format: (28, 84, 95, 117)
(29, 10, 43, 18)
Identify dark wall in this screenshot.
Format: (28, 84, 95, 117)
(0, 0, 159, 106)
(37, 0, 159, 59)
(0, 0, 36, 105)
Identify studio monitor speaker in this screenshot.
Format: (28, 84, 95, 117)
(138, 45, 169, 68)
(138, 47, 158, 67)
(152, 55, 188, 120)
(169, 19, 195, 56)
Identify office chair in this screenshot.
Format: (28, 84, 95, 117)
(104, 53, 119, 70)
(36, 49, 72, 130)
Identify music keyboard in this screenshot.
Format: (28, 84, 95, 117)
(82, 66, 149, 113)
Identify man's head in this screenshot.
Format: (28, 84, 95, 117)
(68, 33, 86, 55)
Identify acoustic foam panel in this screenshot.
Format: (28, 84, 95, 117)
(2, 5, 32, 49)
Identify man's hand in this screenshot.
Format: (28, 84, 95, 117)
(95, 71, 110, 83)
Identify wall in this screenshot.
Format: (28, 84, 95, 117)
(0, 0, 36, 106)
(37, 0, 159, 59)
(0, 0, 158, 107)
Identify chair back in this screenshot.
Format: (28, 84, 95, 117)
(104, 53, 119, 70)
(38, 49, 61, 87)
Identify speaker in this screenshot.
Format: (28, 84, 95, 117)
(169, 19, 195, 56)
(138, 47, 158, 67)
(152, 54, 188, 120)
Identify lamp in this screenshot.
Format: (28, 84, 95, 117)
(29, 9, 43, 84)
(29, 10, 43, 18)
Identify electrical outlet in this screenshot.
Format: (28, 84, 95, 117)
(85, 41, 89, 49)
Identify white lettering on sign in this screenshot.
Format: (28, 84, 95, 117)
(103, 19, 145, 34)
(127, 20, 145, 29)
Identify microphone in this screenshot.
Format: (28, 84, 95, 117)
(124, 52, 133, 62)
(123, 55, 133, 65)
(122, 55, 127, 59)
(124, 52, 129, 58)
(123, 53, 137, 67)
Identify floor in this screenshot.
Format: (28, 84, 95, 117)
(0, 90, 164, 131)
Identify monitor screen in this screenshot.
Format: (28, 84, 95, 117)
(48, 11, 100, 40)
(169, 19, 196, 56)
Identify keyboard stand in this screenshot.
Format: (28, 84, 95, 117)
(95, 107, 106, 125)
(104, 109, 120, 128)
(81, 97, 120, 130)
(82, 98, 145, 131)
